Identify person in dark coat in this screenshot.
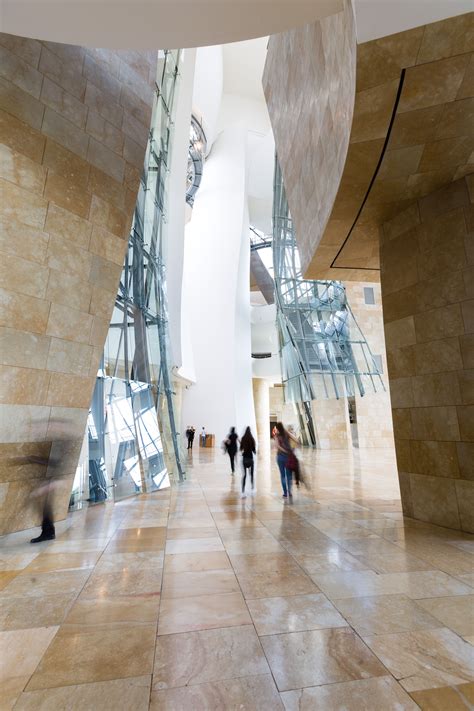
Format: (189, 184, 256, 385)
(224, 426, 239, 474)
(240, 426, 256, 498)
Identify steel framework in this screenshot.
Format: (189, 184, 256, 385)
(272, 160, 385, 444)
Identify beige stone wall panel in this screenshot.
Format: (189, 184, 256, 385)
(382, 177, 474, 532)
(0, 31, 157, 534)
(263, 0, 356, 274)
(265, 11, 474, 280)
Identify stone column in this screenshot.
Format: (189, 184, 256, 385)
(0, 33, 157, 533)
(311, 398, 350, 449)
(252, 378, 270, 450)
(381, 177, 473, 533)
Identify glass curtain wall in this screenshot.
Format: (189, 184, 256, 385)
(70, 50, 185, 509)
(272, 159, 385, 445)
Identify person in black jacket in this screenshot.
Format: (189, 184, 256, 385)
(224, 427, 239, 474)
(240, 426, 256, 498)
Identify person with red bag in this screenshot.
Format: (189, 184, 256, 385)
(272, 422, 299, 499)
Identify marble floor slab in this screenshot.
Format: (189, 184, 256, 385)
(14, 675, 152, 711)
(26, 623, 157, 690)
(311, 570, 473, 600)
(157, 592, 252, 635)
(65, 593, 160, 625)
(150, 674, 283, 710)
(161, 569, 241, 598)
(260, 627, 387, 691)
(410, 681, 474, 710)
(235, 569, 319, 599)
(1, 447, 473, 709)
(363, 627, 474, 692)
(153, 625, 269, 688)
(280, 675, 419, 710)
(247, 593, 348, 636)
(333, 594, 443, 636)
(416, 595, 474, 638)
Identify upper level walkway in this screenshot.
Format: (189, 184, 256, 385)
(1, 447, 473, 709)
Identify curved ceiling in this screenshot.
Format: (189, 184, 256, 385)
(1, 0, 343, 50)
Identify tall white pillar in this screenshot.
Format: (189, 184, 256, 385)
(181, 127, 255, 443)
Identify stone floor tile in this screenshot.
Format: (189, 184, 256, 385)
(416, 595, 474, 637)
(363, 627, 474, 692)
(23, 551, 101, 573)
(247, 592, 348, 635)
(410, 681, 474, 710)
(157, 592, 251, 635)
(260, 627, 387, 691)
(0, 592, 76, 631)
(166, 527, 219, 540)
(333, 594, 443, 636)
(80, 568, 162, 598)
(153, 625, 269, 688)
(14, 675, 152, 710)
(65, 593, 160, 625)
(227, 552, 299, 574)
(311, 570, 473, 600)
(280, 675, 418, 710)
(0, 626, 59, 709)
(0, 571, 19, 591)
(163, 551, 231, 573)
(235, 569, 319, 599)
(161, 569, 240, 598)
(26, 623, 156, 690)
(94, 551, 164, 573)
(165, 537, 224, 555)
(0, 569, 91, 598)
(150, 674, 283, 710)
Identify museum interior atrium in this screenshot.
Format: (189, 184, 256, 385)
(0, 0, 473, 708)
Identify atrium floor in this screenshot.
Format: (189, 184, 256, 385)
(1, 446, 473, 710)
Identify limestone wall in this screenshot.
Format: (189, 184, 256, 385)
(381, 176, 473, 532)
(263, 0, 356, 274)
(0, 33, 157, 534)
(345, 281, 395, 449)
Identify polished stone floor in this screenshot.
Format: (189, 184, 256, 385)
(1, 446, 473, 710)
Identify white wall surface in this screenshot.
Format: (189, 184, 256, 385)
(352, 0, 472, 42)
(165, 49, 196, 374)
(1, 0, 343, 50)
(251, 304, 281, 379)
(180, 126, 256, 442)
(192, 46, 224, 151)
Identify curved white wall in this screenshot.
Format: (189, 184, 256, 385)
(192, 46, 224, 150)
(251, 304, 281, 380)
(180, 126, 256, 443)
(165, 49, 196, 373)
(352, 0, 473, 41)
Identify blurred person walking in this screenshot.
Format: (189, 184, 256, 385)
(273, 422, 299, 499)
(186, 426, 195, 450)
(9, 432, 77, 543)
(224, 426, 239, 474)
(240, 426, 256, 498)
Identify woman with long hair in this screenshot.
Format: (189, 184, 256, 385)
(272, 422, 298, 499)
(240, 426, 256, 498)
(224, 426, 239, 474)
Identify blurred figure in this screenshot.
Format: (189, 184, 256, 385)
(272, 422, 299, 499)
(9, 437, 77, 543)
(224, 426, 239, 474)
(7, 416, 81, 543)
(240, 426, 256, 498)
(186, 426, 195, 450)
(201, 426, 207, 447)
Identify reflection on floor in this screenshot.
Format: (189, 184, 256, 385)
(1, 447, 474, 710)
